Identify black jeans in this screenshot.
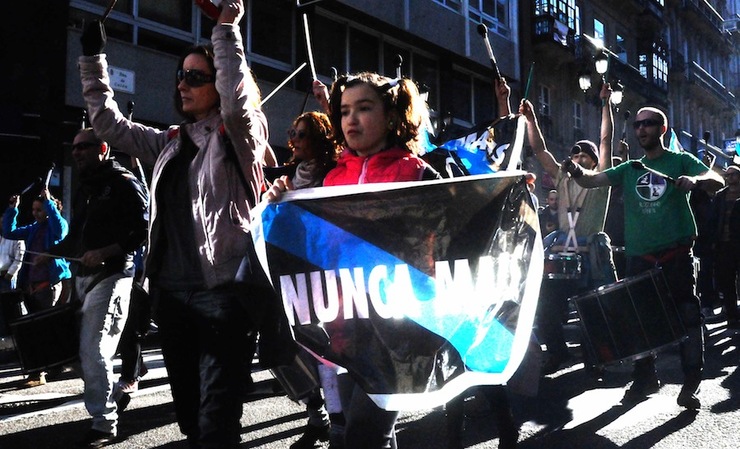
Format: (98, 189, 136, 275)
(626, 248, 704, 382)
(154, 285, 253, 449)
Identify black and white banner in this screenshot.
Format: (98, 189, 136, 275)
(250, 172, 542, 410)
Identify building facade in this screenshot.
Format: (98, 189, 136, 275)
(0, 0, 737, 212)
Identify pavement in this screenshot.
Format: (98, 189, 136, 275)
(0, 314, 738, 449)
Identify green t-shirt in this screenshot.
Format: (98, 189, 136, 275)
(604, 150, 709, 256)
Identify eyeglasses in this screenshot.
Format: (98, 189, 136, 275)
(71, 141, 99, 150)
(287, 129, 307, 140)
(176, 69, 216, 87)
(632, 118, 662, 129)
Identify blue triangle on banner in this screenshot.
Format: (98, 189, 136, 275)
(261, 202, 514, 373)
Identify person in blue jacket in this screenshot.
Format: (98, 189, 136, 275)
(2, 188, 71, 386)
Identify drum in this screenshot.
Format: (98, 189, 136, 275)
(270, 348, 320, 402)
(571, 269, 686, 368)
(543, 252, 582, 279)
(0, 290, 25, 336)
(10, 303, 80, 374)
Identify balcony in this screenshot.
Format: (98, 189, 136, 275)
(681, 0, 725, 36)
(687, 61, 737, 108)
(532, 14, 575, 51)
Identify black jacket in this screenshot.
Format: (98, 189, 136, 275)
(52, 159, 149, 277)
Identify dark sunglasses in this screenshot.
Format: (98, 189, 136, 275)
(176, 69, 215, 87)
(632, 118, 662, 129)
(71, 141, 99, 150)
(287, 129, 307, 140)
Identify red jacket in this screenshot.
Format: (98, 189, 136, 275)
(323, 147, 427, 186)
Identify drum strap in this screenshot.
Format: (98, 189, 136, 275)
(563, 178, 588, 252)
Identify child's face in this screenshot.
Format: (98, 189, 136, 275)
(340, 83, 389, 157)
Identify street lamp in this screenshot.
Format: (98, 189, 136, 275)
(578, 68, 592, 92)
(611, 81, 624, 106)
(594, 51, 609, 80)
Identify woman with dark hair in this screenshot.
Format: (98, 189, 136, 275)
(78, 1, 267, 447)
(287, 111, 338, 187)
(2, 190, 71, 313)
(2, 189, 71, 388)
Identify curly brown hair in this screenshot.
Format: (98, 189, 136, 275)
(328, 72, 429, 155)
(287, 111, 339, 169)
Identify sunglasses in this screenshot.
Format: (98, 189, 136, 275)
(71, 141, 99, 150)
(632, 118, 662, 129)
(287, 129, 307, 140)
(176, 69, 216, 87)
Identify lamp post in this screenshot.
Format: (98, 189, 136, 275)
(578, 68, 592, 93)
(594, 51, 609, 81)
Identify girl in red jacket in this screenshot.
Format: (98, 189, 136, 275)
(268, 72, 439, 449)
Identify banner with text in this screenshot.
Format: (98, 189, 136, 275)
(250, 172, 543, 410)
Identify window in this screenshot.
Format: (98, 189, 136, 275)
(593, 19, 605, 47)
(451, 71, 473, 124)
(534, 0, 577, 29)
(639, 40, 668, 89)
(433, 0, 463, 13)
(469, 1, 510, 38)
(349, 28, 380, 74)
(616, 34, 627, 63)
(251, 2, 293, 66)
(573, 101, 582, 130)
(312, 15, 347, 76)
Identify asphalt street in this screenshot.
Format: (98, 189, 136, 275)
(0, 316, 738, 449)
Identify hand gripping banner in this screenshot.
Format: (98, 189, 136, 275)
(249, 172, 543, 410)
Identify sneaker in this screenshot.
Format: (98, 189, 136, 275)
(75, 429, 116, 448)
(622, 376, 661, 403)
(290, 424, 330, 449)
(116, 392, 132, 413)
(20, 373, 46, 388)
(676, 389, 701, 410)
(677, 372, 701, 410)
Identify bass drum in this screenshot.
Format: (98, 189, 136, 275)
(571, 268, 686, 369)
(10, 303, 80, 374)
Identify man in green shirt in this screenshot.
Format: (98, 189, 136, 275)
(563, 106, 724, 410)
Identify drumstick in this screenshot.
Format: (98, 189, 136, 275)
(20, 177, 42, 195)
(261, 62, 307, 105)
(477, 23, 502, 81)
(302, 14, 318, 80)
(101, 0, 118, 23)
(629, 161, 675, 184)
(43, 163, 55, 190)
(22, 250, 85, 263)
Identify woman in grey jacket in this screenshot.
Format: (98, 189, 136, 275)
(78, 1, 266, 447)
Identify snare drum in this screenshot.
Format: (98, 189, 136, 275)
(543, 252, 582, 279)
(571, 269, 686, 368)
(10, 303, 80, 374)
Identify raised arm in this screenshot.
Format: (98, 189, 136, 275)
(495, 78, 511, 117)
(597, 83, 614, 172)
(519, 99, 559, 179)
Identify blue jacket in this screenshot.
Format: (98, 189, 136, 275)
(2, 200, 72, 288)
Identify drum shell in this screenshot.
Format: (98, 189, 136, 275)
(543, 252, 582, 280)
(270, 348, 320, 402)
(571, 269, 686, 368)
(10, 303, 79, 374)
